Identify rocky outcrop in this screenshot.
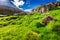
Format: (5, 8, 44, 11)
(0, 5, 26, 16)
(32, 2, 60, 13)
(43, 16, 54, 25)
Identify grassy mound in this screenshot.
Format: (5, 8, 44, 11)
(0, 8, 60, 40)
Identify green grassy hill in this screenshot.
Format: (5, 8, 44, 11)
(0, 8, 60, 40)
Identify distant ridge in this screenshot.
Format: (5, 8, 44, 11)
(0, 5, 26, 16)
(32, 2, 60, 13)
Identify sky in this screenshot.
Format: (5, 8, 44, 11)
(0, 0, 59, 12)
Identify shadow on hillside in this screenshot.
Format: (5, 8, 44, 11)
(36, 22, 45, 28)
(50, 7, 60, 11)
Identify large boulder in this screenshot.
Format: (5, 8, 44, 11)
(43, 16, 54, 25)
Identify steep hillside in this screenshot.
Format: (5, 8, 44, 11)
(32, 2, 60, 13)
(0, 6, 60, 40)
(0, 5, 26, 16)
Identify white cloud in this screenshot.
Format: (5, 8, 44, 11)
(0, 0, 10, 5)
(24, 9, 32, 12)
(11, 0, 25, 8)
(0, 0, 8, 2)
(56, 0, 60, 1)
(0, 0, 15, 7)
(19, 8, 24, 10)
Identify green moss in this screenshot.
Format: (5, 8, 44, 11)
(0, 7, 60, 40)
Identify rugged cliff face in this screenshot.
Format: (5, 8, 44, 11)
(32, 2, 60, 13)
(0, 5, 26, 16)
